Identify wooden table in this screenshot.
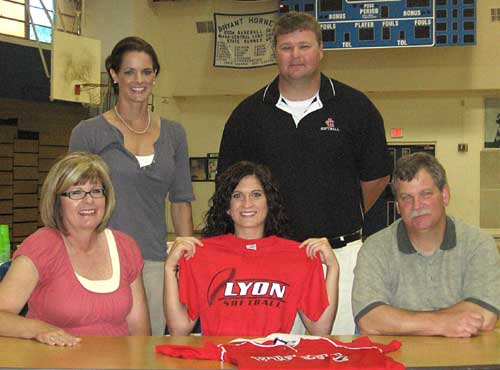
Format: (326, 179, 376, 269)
(0, 330, 499, 369)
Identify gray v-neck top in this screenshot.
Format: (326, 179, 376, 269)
(69, 115, 194, 260)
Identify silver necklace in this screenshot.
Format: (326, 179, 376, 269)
(114, 106, 151, 135)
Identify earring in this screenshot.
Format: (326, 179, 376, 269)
(153, 80, 156, 85)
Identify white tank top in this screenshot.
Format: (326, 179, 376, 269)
(136, 154, 154, 167)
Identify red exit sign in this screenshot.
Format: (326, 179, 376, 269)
(391, 128, 404, 138)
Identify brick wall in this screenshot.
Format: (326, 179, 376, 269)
(0, 98, 88, 247)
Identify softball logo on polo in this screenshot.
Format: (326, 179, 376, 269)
(207, 267, 287, 308)
(321, 117, 340, 131)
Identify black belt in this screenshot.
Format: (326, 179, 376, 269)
(327, 230, 362, 249)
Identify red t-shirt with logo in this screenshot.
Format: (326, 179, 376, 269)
(178, 234, 329, 336)
(220, 336, 404, 370)
(156, 335, 404, 370)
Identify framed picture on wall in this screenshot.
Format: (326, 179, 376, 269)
(207, 153, 218, 181)
(485, 98, 500, 149)
(189, 157, 207, 181)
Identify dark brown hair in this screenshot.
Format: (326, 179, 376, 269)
(105, 36, 160, 94)
(202, 161, 290, 238)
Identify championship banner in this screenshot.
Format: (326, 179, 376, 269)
(213, 11, 278, 69)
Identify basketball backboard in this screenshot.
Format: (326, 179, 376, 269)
(50, 30, 101, 104)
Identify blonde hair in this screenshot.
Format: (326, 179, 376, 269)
(39, 152, 115, 234)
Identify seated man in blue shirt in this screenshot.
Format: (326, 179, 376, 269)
(352, 152, 499, 337)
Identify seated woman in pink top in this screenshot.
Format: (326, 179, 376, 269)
(0, 152, 150, 346)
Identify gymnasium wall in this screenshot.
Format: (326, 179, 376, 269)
(2, 0, 499, 236)
(104, 0, 498, 231)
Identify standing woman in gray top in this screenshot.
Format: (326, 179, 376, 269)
(69, 37, 194, 335)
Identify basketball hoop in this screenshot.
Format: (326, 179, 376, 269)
(74, 83, 106, 96)
(75, 81, 115, 117)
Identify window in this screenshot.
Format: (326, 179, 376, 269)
(28, 0, 54, 43)
(0, 0, 26, 38)
(0, 0, 54, 43)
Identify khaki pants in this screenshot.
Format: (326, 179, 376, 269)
(143, 260, 166, 336)
(331, 238, 362, 334)
(290, 239, 362, 335)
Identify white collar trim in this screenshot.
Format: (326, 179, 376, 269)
(276, 91, 322, 126)
(74, 229, 120, 293)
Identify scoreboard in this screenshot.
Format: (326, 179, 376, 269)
(278, 0, 476, 49)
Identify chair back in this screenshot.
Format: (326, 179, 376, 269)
(0, 261, 11, 281)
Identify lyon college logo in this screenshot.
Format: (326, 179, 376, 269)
(207, 268, 287, 308)
(320, 117, 340, 131)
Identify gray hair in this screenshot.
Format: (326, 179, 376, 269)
(392, 152, 447, 195)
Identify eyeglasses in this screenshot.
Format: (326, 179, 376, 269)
(60, 188, 106, 200)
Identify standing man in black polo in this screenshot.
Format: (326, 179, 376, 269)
(217, 12, 391, 334)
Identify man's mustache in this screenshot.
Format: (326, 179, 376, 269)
(409, 208, 432, 219)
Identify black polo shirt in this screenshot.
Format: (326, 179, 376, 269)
(218, 74, 391, 241)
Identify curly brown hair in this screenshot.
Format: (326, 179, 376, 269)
(202, 161, 290, 238)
